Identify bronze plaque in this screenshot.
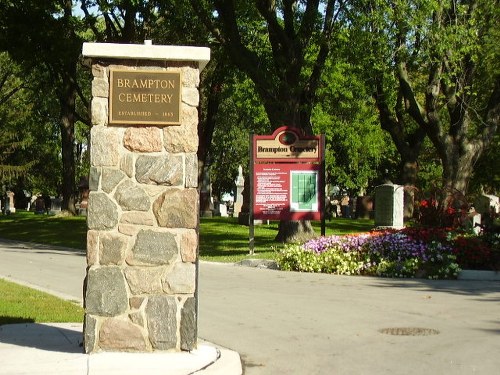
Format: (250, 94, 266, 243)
(109, 69, 181, 125)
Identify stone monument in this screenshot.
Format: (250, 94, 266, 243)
(233, 165, 244, 217)
(82, 42, 210, 353)
(474, 194, 499, 215)
(374, 183, 404, 229)
(6, 191, 15, 213)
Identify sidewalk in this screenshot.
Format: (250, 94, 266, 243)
(0, 323, 242, 375)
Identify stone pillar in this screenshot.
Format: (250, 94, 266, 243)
(82, 42, 210, 354)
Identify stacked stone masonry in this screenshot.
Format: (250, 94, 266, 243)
(84, 60, 199, 353)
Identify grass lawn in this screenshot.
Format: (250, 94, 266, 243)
(199, 216, 374, 262)
(0, 278, 83, 326)
(0, 210, 87, 249)
(0, 210, 374, 262)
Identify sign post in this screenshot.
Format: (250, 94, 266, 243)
(249, 132, 255, 255)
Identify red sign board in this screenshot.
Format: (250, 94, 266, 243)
(254, 163, 321, 220)
(252, 127, 323, 221)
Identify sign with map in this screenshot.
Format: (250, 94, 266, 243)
(252, 127, 323, 221)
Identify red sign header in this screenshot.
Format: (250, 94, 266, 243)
(254, 126, 321, 162)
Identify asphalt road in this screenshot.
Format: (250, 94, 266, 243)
(1, 238, 500, 374)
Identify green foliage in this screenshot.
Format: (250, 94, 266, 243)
(275, 245, 323, 273)
(276, 244, 369, 275)
(312, 59, 396, 194)
(0, 52, 64, 197)
(0, 53, 37, 188)
(1, 0, 497, 215)
(209, 72, 269, 197)
(349, 0, 500, 196)
(0, 1, 92, 210)
(0, 0, 85, 71)
(189, 0, 349, 134)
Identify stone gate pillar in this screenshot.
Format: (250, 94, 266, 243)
(81, 42, 210, 353)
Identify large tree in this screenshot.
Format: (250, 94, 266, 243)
(80, 0, 161, 43)
(208, 69, 270, 198)
(0, 0, 89, 213)
(351, 0, 500, 206)
(191, 0, 345, 134)
(312, 57, 395, 198)
(191, 0, 347, 241)
(0, 52, 63, 206)
(0, 53, 32, 187)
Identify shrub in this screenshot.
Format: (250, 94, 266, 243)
(451, 235, 492, 270)
(275, 224, 499, 277)
(275, 228, 463, 279)
(275, 244, 323, 273)
(414, 188, 469, 229)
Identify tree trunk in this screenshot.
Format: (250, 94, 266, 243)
(441, 141, 482, 198)
(59, 70, 77, 214)
(401, 159, 419, 220)
(275, 220, 316, 243)
(425, 75, 500, 204)
(373, 78, 426, 221)
(197, 61, 225, 187)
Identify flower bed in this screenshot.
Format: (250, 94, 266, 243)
(275, 227, 498, 279)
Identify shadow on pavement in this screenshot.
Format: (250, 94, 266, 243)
(0, 323, 83, 353)
(0, 317, 35, 325)
(373, 277, 500, 299)
(0, 237, 85, 256)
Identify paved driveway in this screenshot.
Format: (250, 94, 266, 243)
(1, 239, 499, 374)
(198, 262, 500, 374)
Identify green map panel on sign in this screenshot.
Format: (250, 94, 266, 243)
(291, 172, 317, 211)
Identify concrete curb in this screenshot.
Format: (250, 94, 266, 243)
(458, 269, 500, 281)
(196, 342, 243, 374)
(234, 259, 500, 282)
(235, 258, 279, 269)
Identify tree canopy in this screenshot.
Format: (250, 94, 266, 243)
(190, 0, 346, 134)
(0, 0, 498, 224)
(350, 0, 500, 198)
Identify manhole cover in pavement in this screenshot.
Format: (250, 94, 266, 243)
(379, 327, 440, 336)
